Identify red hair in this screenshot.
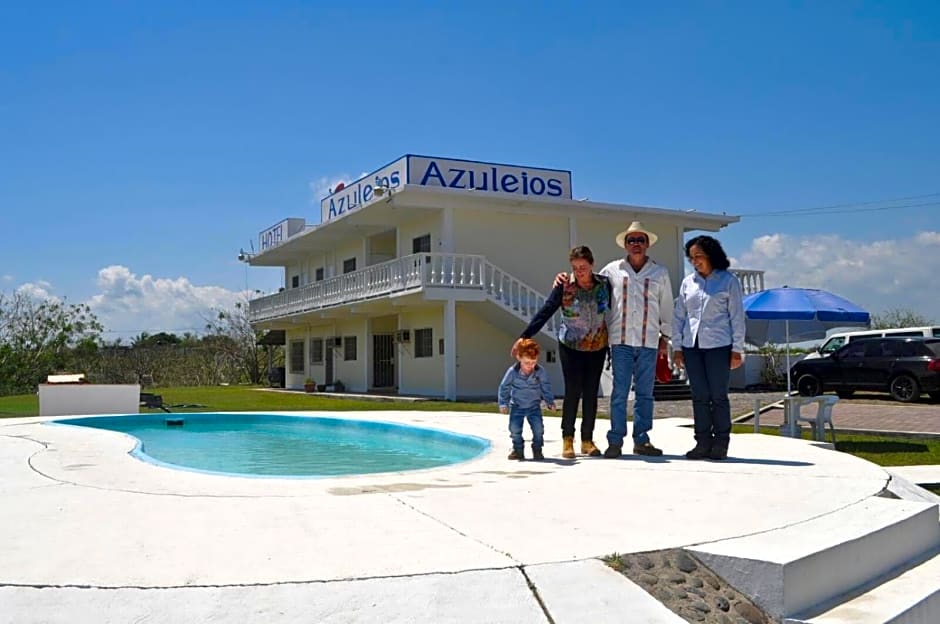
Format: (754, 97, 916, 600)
(516, 339, 541, 360)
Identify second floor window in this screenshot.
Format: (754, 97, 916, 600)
(315, 267, 324, 281)
(412, 234, 431, 253)
(343, 258, 357, 273)
(291, 275, 300, 288)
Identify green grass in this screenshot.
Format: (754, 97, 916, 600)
(731, 424, 940, 467)
(0, 385, 498, 418)
(3, 386, 939, 468)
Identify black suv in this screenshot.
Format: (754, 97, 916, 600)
(790, 337, 940, 402)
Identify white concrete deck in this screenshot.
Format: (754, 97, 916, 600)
(0, 412, 899, 623)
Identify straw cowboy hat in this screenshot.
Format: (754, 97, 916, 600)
(615, 221, 658, 248)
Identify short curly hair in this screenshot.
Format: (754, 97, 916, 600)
(685, 235, 730, 271)
(516, 338, 541, 360)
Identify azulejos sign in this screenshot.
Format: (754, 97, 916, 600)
(320, 155, 572, 222)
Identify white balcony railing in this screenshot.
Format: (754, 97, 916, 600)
(249, 253, 764, 332)
(731, 269, 764, 295)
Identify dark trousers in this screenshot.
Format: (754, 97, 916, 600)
(683, 345, 732, 447)
(558, 344, 608, 439)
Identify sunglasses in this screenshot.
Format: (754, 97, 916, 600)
(625, 237, 647, 245)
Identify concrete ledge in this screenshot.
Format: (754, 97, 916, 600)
(690, 497, 940, 619)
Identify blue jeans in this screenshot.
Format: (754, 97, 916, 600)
(607, 345, 657, 447)
(508, 405, 544, 451)
(683, 345, 732, 446)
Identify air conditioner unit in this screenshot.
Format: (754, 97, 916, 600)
(395, 329, 411, 343)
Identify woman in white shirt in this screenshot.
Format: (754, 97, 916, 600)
(672, 236, 745, 460)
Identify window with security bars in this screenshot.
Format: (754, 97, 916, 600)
(289, 341, 305, 373)
(310, 338, 323, 364)
(415, 328, 433, 358)
(344, 336, 357, 360)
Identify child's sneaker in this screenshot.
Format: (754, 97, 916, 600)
(508, 448, 524, 460)
(531, 446, 544, 460)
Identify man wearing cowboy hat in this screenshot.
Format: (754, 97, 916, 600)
(600, 221, 673, 458)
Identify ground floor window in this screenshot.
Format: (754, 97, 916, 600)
(310, 338, 323, 364)
(344, 335, 358, 360)
(289, 341, 305, 373)
(415, 328, 433, 358)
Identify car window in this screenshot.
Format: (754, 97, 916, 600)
(926, 342, 940, 357)
(933, 328, 940, 338)
(890, 331, 922, 337)
(839, 342, 866, 358)
(866, 341, 889, 357)
(821, 337, 846, 353)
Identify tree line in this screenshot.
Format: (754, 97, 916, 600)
(0, 292, 282, 396)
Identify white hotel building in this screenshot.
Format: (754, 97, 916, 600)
(245, 155, 764, 399)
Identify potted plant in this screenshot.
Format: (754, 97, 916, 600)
(303, 378, 317, 393)
(333, 380, 345, 393)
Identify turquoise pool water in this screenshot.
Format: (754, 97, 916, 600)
(52, 413, 489, 478)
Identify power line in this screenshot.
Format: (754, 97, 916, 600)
(737, 192, 940, 218)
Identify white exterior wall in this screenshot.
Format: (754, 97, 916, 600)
(332, 318, 367, 391)
(454, 306, 564, 398)
(397, 216, 441, 254)
(397, 307, 444, 396)
(452, 209, 568, 292)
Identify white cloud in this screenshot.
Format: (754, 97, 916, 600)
(16, 281, 58, 301)
(734, 230, 940, 322)
(309, 171, 372, 203)
(85, 265, 246, 339)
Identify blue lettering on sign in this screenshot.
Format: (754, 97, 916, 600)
(417, 160, 564, 197)
(260, 225, 285, 250)
(327, 170, 401, 219)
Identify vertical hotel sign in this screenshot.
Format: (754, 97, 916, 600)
(320, 155, 571, 223)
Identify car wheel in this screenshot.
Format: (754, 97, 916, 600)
(888, 374, 920, 402)
(836, 390, 855, 399)
(797, 374, 822, 397)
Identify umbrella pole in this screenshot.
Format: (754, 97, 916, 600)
(786, 319, 794, 437)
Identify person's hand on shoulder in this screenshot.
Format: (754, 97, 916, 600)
(552, 272, 568, 288)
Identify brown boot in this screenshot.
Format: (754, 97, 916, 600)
(562, 436, 575, 459)
(580, 440, 602, 457)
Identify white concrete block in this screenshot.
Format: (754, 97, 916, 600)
(690, 497, 940, 620)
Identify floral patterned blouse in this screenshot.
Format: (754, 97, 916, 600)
(520, 274, 611, 352)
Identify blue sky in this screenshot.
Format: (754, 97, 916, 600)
(2, 1, 938, 339)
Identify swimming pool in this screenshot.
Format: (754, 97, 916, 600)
(52, 413, 490, 478)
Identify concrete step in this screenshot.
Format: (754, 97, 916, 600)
(689, 497, 940, 621)
(791, 549, 940, 624)
(653, 379, 691, 401)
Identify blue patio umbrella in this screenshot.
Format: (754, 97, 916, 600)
(742, 286, 870, 393)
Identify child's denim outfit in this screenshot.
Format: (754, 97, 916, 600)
(498, 363, 554, 452)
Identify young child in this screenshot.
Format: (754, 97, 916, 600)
(498, 339, 556, 460)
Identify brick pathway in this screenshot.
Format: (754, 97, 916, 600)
(595, 392, 940, 437)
